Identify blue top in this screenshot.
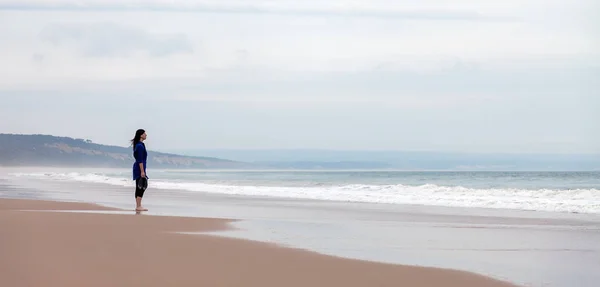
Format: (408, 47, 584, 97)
(132, 142, 148, 180)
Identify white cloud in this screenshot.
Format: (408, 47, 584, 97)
(0, 0, 596, 89)
(0, 0, 597, 152)
(39, 22, 193, 58)
(0, 0, 521, 19)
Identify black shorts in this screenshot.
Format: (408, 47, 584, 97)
(135, 177, 148, 198)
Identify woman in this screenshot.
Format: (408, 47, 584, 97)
(131, 129, 149, 211)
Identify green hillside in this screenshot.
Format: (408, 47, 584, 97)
(0, 134, 249, 169)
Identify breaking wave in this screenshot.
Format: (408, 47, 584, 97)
(9, 172, 600, 214)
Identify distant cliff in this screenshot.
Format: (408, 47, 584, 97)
(0, 134, 250, 169)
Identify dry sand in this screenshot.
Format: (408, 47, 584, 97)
(0, 198, 519, 287)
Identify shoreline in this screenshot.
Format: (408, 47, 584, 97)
(0, 197, 520, 287)
(2, 170, 599, 287)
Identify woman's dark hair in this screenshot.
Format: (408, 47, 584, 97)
(130, 129, 146, 150)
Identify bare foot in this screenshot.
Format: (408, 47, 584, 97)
(135, 207, 148, 211)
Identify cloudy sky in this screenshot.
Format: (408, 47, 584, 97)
(0, 0, 598, 153)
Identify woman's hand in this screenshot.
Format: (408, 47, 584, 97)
(141, 171, 146, 178)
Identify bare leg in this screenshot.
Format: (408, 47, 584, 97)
(135, 196, 148, 211)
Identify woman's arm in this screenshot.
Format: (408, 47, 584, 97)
(139, 162, 145, 178)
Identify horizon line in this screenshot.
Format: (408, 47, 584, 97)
(2, 133, 598, 156)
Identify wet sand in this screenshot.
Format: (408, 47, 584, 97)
(0, 198, 519, 287)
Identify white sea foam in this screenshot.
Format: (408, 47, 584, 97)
(8, 172, 600, 214)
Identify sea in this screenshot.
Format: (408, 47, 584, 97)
(2, 168, 600, 287)
(6, 169, 600, 214)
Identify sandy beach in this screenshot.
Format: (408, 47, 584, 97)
(0, 198, 519, 287)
